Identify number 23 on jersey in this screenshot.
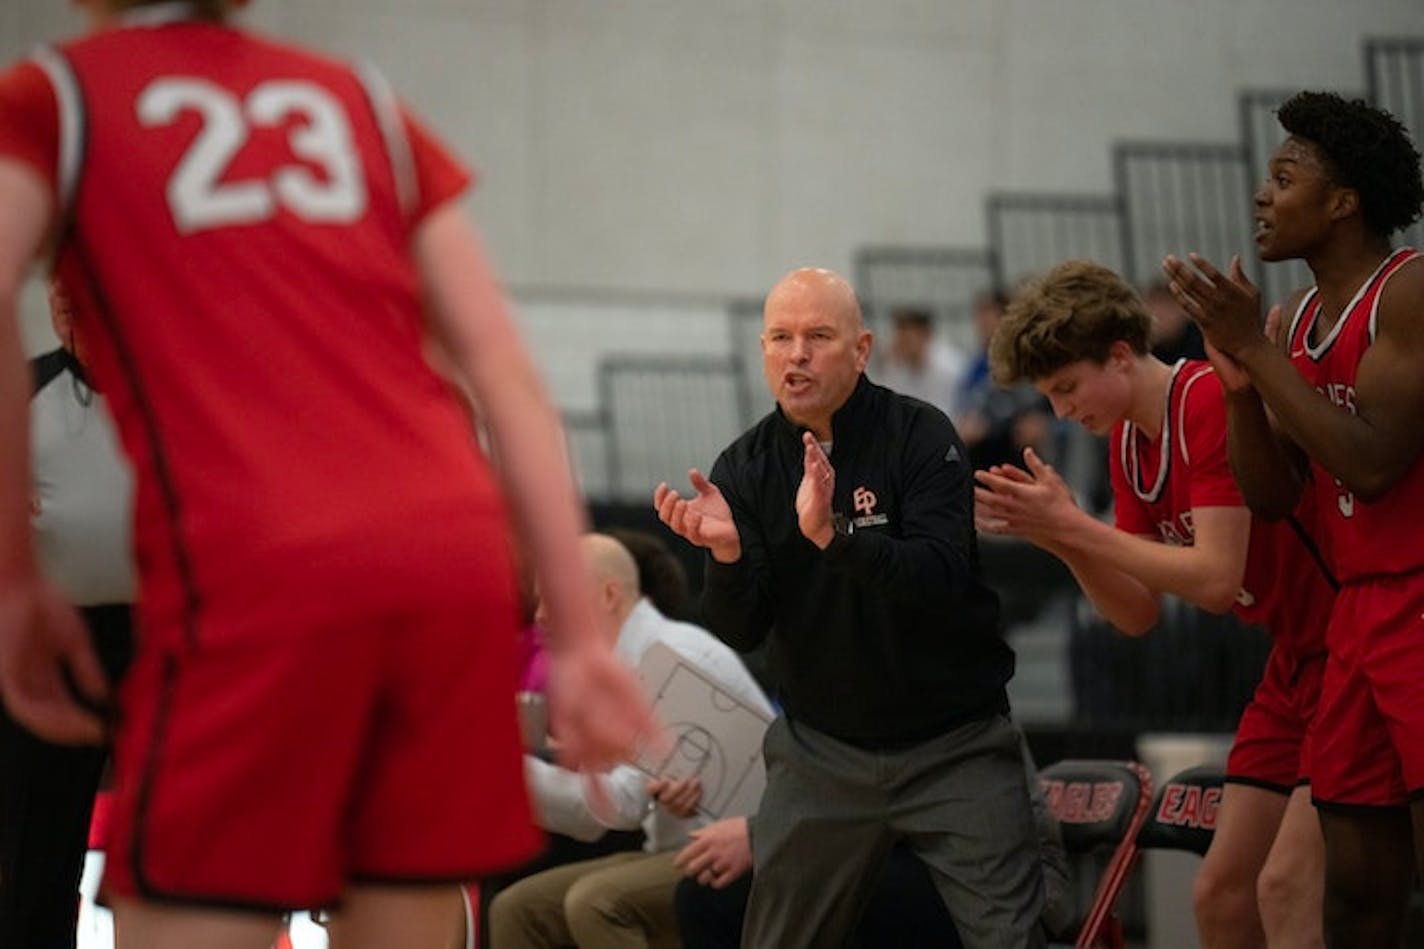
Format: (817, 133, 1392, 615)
(138, 76, 367, 233)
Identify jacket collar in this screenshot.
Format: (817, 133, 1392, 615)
(773, 374, 876, 447)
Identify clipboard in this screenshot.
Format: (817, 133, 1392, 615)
(633, 640, 771, 819)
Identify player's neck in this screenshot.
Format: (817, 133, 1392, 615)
(1125, 357, 1174, 442)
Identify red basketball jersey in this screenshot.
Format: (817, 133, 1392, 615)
(1111, 360, 1331, 657)
(0, 10, 506, 636)
(1284, 248, 1424, 583)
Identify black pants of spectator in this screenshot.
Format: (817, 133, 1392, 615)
(674, 842, 961, 949)
(476, 829, 646, 949)
(0, 604, 132, 949)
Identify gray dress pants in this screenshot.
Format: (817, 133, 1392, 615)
(743, 713, 1046, 949)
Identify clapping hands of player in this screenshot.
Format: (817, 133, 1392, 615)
(674, 816, 752, 890)
(1204, 304, 1285, 395)
(0, 577, 110, 745)
(655, 470, 742, 563)
(1162, 254, 1269, 360)
(974, 447, 1083, 546)
(796, 432, 835, 549)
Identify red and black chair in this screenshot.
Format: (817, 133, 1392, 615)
(1135, 764, 1224, 857)
(1038, 759, 1154, 949)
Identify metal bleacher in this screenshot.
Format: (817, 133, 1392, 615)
(561, 37, 1423, 509)
(987, 192, 1128, 291)
(853, 245, 996, 352)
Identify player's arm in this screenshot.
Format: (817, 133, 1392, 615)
(414, 204, 655, 771)
(977, 451, 1250, 633)
(1053, 504, 1249, 617)
(1047, 535, 1163, 636)
(415, 209, 584, 640)
(1174, 254, 1424, 501)
(0, 157, 108, 743)
(0, 160, 43, 584)
(1241, 262, 1424, 500)
(976, 454, 1161, 633)
(1210, 299, 1309, 520)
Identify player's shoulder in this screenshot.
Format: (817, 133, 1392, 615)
(1370, 248, 1424, 342)
(1379, 248, 1424, 302)
(1173, 360, 1228, 457)
(1176, 359, 1224, 409)
(0, 51, 58, 103)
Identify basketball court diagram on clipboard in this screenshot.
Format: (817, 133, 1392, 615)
(634, 641, 771, 820)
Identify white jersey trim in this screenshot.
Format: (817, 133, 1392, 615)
(1286, 289, 1318, 357)
(1367, 248, 1420, 343)
(1302, 251, 1399, 361)
(28, 46, 83, 222)
(1175, 363, 1214, 469)
(1123, 358, 1186, 504)
(356, 62, 417, 220)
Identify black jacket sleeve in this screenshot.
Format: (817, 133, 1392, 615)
(821, 410, 978, 607)
(700, 450, 776, 653)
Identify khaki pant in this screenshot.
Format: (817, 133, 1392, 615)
(488, 849, 682, 949)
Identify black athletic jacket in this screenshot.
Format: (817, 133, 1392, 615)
(703, 375, 1014, 749)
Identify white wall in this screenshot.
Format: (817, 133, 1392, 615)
(247, 0, 1419, 294)
(8, 0, 1421, 372)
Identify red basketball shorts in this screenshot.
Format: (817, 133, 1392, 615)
(1311, 573, 1424, 809)
(1226, 643, 1325, 793)
(101, 506, 541, 910)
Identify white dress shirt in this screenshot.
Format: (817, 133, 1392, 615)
(525, 599, 772, 852)
(31, 365, 134, 605)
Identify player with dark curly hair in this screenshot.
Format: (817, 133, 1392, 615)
(1165, 90, 1424, 948)
(1276, 92, 1424, 240)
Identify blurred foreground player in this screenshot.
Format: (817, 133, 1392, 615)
(0, 2, 654, 948)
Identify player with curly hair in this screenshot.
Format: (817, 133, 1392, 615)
(1165, 90, 1424, 948)
(979, 259, 1334, 949)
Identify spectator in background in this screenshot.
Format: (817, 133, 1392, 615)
(602, 527, 691, 620)
(489, 534, 772, 949)
(874, 306, 967, 419)
(0, 279, 133, 949)
(1143, 280, 1206, 364)
(956, 291, 1055, 470)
